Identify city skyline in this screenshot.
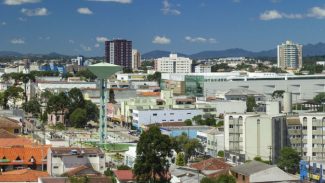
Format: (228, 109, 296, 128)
(1, 0, 325, 56)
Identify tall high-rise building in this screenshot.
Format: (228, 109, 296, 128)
(277, 40, 303, 69)
(105, 39, 132, 68)
(132, 49, 141, 70)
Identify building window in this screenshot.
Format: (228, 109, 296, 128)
(303, 126, 307, 130)
(313, 126, 317, 130)
(53, 166, 59, 169)
(313, 152, 316, 156)
(242, 175, 245, 181)
(229, 125, 234, 128)
(77, 155, 84, 158)
(153, 113, 157, 116)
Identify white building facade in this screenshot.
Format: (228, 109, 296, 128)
(47, 147, 106, 176)
(195, 64, 212, 73)
(155, 54, 192, 73)
(132, 108, 203, 129)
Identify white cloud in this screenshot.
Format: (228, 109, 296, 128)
(185, 36, 217, 44)
(1, 21, 6, 26)
(39, 36, 50, 40)
(11, 38, 25, 44)
(260, 10, 302, 20)
(68, 40, 75, 44)
(4, 0, 40, 5)
(233, 0, 240, 3)
(152, 36, 171, 44)
(77, 7, 93, 15)
(18, 17, 27, 21)
(94, 43, 100, 48)
(80, 44, 92, 51)
(260, 10, 283, 20)
(161, 0, 181, 15)
(87, 0, 132, 3)
(308, 7, 325, 19)
(96, 36, 108, 43)
(21, 8, 49, 16)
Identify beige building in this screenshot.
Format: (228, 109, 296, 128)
(224, 112, 288, 164)
(287, 113, 325, 160)
(132, 49, 141, 70)
(277, 40, 303, 69)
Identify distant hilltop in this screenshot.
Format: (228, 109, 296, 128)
(1, 42, 325, 60)
(142, 42, 325, 59)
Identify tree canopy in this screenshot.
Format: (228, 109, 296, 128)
(277, 147, 301, 174)
(246, 96, 256, 112)
(171, 133, 203, 162)
(134, 126, 172, 182)
(314, 92, 325, 104)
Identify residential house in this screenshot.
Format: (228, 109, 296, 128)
(47, 147, 105, 176)
(0, 169, 49, 183)
(230, 161, 299, 183)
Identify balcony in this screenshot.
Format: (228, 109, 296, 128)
(229, 128, 243, 134)
(229, 136, 243, 142)
(313, 139, 325, 144)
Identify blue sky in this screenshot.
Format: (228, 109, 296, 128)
(1, 0, 325, 56)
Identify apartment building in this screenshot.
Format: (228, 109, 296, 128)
(277, 40, 303, 69)
(155, 54, 192, 73)
(47, 147, 105, 176)
(287, 113, 325, 160)
(224, 111, 288, 164)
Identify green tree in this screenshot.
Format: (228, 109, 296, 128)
(68, 88, 85, 110)
(314, 92, 325, 104)
(46, 92, 70, 125)
(69, 108, 87, 128)
(272, 90, 285, 99)
(277, 147, 301, 174)
(76, 69, 97, 81)
(0, 92, 5, 109)
(176, 152, 185, 166)
(117, 165, 131, 170)
(217, 151, 224, 157)
(69, 176, 89, 183)
(184, 119, 192, 126)
(201, 177, 217, 183)
(109, 88, 116, 104)
(84, 100, 99, 122)
(4, 86, 24, 107)
(171, 133, 203, 162)
(246, 96, 256, 112)
(134, 126, 172, 182)
(216, 175, 236, 183)
(22, 97, 41, 117)
(20, 73, 35, 103)
(40, 89, 53, 103)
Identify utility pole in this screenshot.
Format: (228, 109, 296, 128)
(268, 146, 272, 165)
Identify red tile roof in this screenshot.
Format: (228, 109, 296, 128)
(190, 158, 231, 171)
(0, 129, 18, 138)
(0, 138, 34, 147)
(0, 145, 49, 165)
(0, 117, 21, 129)
(113, 170, 134, 181)
(0, 169, 48, 182)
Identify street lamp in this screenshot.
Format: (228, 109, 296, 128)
(88, 63, 122, 144)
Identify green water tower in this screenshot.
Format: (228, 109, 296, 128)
(88, 63, 122, 144)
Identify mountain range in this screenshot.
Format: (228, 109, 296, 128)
(142, 42, 325, 59)
(1, 42, 325, 59)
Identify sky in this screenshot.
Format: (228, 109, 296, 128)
(1, 0, 325, 56)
